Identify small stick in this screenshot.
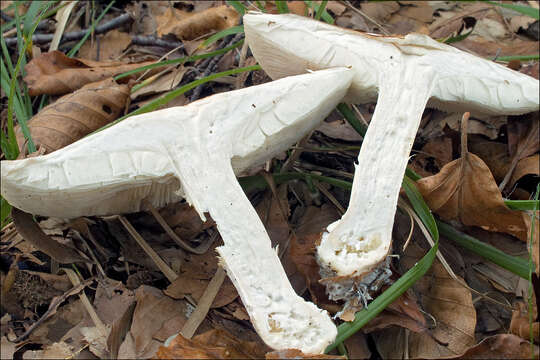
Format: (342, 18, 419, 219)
(4, 13, 133, 46)
(190, 32, 244, 102)
(146, 200, 216, 254)
(118, 215, 178, 282)
(180, 267, 227, 339)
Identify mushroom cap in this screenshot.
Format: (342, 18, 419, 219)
(1, 68, 353, 218)
(244, 12, 539, 115)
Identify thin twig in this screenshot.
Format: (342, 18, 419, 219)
(342, 0, 390, 35)
(145, 200, 216, 254)
(118, 215, 178, 283)
(131, 35, 183, 49)
(180, 267, 227, 339)
(190, 32, 245, 102)
(4, 13, 133, 46)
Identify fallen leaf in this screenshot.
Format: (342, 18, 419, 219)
(78, 29, 132, 61)
(24, 50, 154, 96)
(266, 349, 344, 359)
(165, 276, 238, 308)
(159, 202, 215, 241)
(0, 337, 16, 360)
(289, 205, 340, 312)
(128, 285, 192, 358)
(413, 136, 453, 176)
(442, 334, 539, 359)
(362, 291, 426, 334)
(509, 15, 537, 34)
(502, 113, 539, 191)
(15, 78, 131, 154)
(157, 5, 238, 41)
(417, 114, 528, 241)
(510, 154, 540, 189)
(131, 67, 187, 99)
(468, 139, 510, 183)
(510, 301, 539, 343)
(317, 119, 363, 142)
(12, 208, 88, 263)
(402, 243, 476, 358)
(342, 332, 371, 359)
(454, 37, 539, 59)
(508, 114, 540, 160)
(360, 1, 400, 24)
(156, 328, 267, 359)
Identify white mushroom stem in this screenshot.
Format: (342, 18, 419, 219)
(243, 12, 539, 281)
(1, 68, 354, 353)
(318, 62, 436, 277)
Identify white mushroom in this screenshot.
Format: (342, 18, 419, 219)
(1, 68, 353, 353)
(244, 13, 539, 283)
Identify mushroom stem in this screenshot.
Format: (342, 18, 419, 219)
(317, 62, 437, 277)
(175, 154, 337, 353)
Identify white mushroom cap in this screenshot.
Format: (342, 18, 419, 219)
(244, 12, 539, 115)
(1, 68, 354, 353)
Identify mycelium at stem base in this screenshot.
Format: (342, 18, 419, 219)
(316, 61, 436, 300)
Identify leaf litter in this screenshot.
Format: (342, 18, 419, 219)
(1, 1, 539, 359)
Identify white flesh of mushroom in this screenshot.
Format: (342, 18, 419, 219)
(1, 68, 354, 353)
(244, 12, 540, 280)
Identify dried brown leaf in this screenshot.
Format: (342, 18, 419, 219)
(359, 1, 400, 23)
(15, 78, 131, 154)
(402, 243, 476, 358)
(129, 285, 192, 357)
(12, 208, 88, 263)
(159, 202, 215, 241)
(362, 291, 426, 334)
(468, 140, 510, 183)
(442, 334, 538, 359)
(510, 301, 539, 343)
(78, 29, 132, 61)
(510, 154, 539, 189)
(157, 5, 238, 40)
(24, 50, 154, 96)
(417, 114, 528, 241)
(156, 328, 267, 359)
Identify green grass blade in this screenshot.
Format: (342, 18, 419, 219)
(226, 0, 247, 15)
(336, 103, 367, 136)
(201, 25, 244, 48)
(485, 0, 539, 19)
(443, 28, 474, 44)
(403, 175, 438, 240)
(67, 0, 115, 57)
(304, 0, 335, 24)
(23, 1, 45, 37)
(437, 220, 529, 279)
(315, 0, 328, 20)
(114, 41, 244, 81)
(96, 64, 262, 133)
(255, 1, 266, 11)
(494, 54, 539, 62)
(505, 200, 540, 211)
(0, 196, 12, 229)
(275, 0, 289, 13)
(326, 241, 438, 352)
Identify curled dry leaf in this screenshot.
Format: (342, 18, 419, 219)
(15, 78, 131, 154)
(402, 243, 476, 358)
(24, 50, 154, 96)
(11, 208, 88, 263)
(442, 334, 539, 359)
(157, 5, 238, 40)
(156, 329, 268, 359)
(417, 114, 528, 241)
(510, 154, 540, 189)
(164, 242, 238, 308)
(510, 301, 539, 343)
(78, 29, 132, 61)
